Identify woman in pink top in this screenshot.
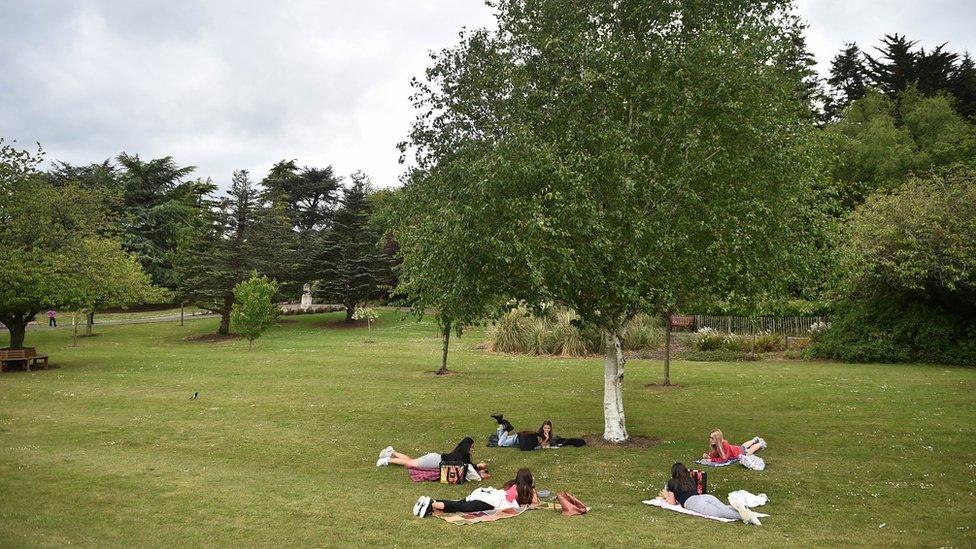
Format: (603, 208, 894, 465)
(412, 468, 538, 517)
(47, 310, 57, 327)
(704, 429, 766, 462)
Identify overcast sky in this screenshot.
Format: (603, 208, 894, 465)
(1, 1, 973, 189)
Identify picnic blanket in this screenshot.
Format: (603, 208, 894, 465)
(408, 467, 441, 482)
(695, 458, 739, 467)
(642, 498, 769, 523)
(434, 502, 560, 526)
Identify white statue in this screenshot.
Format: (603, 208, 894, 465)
(300, 283, 313, 309)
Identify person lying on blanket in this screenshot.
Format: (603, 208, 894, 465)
(491, 414, 554, 449)
(659, 462, 762, 525)
(703, 429, 766, 463)
(376, 437, 488, 478)
(413, 467, 539, 517)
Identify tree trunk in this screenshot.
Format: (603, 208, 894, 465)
(248, 338, 253, 351)
(602, 327, 629, 443)
(180, 302, 185, 326)
(437, 323, 451, 375)
(72, 312, 79, 347)
(663, 313, 672, 386)
(85, 311, 94, 336)
(5, 318, 28, 350)
(218, 296, 233, 335)
(345, 305, 355, 322)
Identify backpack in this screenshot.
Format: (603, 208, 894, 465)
(439, 461, 467, 484)
(690, 469, 708, 494)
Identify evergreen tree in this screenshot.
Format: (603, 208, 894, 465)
(175, 170, 295, 335)
(316, 172, 388, 321)
(825, 43, 868, 120)
(952, 53, 976, 118)
(116, 154, 213, 289)
(865, 34, 920, 97)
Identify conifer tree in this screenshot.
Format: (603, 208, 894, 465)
(316, 172, 389, 321)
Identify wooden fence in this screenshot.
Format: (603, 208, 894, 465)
(692, 315, 828, 337)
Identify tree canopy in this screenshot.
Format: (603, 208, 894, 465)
(401, 0, 822, 440)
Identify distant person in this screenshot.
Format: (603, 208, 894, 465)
(491, 415, 554, 449)
(47, 309, 57, 327)
(704, 429, 765, 462)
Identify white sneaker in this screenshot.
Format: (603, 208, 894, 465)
(757, 438, 767, 450)
(376, 456, 390, 467)
(379, 446, 395, 459)
(413, 496, 431, 517)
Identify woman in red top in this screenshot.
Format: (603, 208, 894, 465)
(704, 429, 766, 462)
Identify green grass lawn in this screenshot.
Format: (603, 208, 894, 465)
(1, 311, 973, 547)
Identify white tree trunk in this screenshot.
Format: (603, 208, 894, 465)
(603, 328, 629, 443)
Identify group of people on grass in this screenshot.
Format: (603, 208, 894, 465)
(377, 417, 767, 524)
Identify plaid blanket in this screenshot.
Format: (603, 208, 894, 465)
(434, 502, 561, 526)
(408, 468, 441, 482)
(695, 458, 738, 467)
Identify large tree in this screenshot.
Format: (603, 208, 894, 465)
(402, 0, 821, 441)
(0, 141, 154, 349)
(175, 170, 295, 335)
(316, 172, 389, 321)
(117, 153, 212, 289)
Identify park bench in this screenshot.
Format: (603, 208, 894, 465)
(0, 348, 49, 372)
(668, 315, 696, 331)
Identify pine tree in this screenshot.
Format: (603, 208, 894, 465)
(825, 43, 868, 120)
(175, 170, 295, 334)
(951, 53, 976, 118)
(865, 34, 920, 97)
(316, 172, 389, 321)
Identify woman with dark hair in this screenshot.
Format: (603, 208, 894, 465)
(376, 437, 486, 473)
(413, 468, 539, 517)
(491, 415, 556, 450)
(659, 462, 762, 525)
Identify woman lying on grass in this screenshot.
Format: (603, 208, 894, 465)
(413, 467, 538, 517)
(659, 462, 762, 525)
(491, 414, 553, 449)
(704, 429, 766, 462)
(376, 437, 487, 475)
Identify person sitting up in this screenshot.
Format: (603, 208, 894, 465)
(704, 429, 766, 462)
(413, 467, 538, 517)
(491, 415, 555, 450)
(376, 437, 487, 476)
(659, 462, 762, 525)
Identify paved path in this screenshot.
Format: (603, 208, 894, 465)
(22, 312, 217, 331)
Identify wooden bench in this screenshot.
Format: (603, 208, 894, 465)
(0, 348, 49, 372)
(668, 315, 696, 331)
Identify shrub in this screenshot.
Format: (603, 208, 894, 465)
(485, 307, 659, 357)
(693, 327, 724, 351)
(808, 295, 976, 365)
(486, 307, 533, 353)
(624, 313, 662, 351)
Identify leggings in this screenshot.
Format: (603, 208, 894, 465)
(440, 499, 494, 513)
(683, 494, 741, 520)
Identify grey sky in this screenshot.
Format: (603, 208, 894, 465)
(1, 1, 972, 189)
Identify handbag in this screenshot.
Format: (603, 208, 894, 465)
(439, 461, 467, 484)
(555, 492, 589, 516)
(690, 469, 707, 494)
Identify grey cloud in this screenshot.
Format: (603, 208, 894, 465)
(2, 1, 972, 189)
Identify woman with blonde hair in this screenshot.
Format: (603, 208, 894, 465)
(703, 429, 765, 463)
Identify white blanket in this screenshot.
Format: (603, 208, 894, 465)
(642, 498, 769, 523)
(728, 490, 768, 507)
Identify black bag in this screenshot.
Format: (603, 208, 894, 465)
(552, 436, 586, 447)
(517, 432, 539, 451)
(439, 461, 467, 484)
(487, 434, 499, 447)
